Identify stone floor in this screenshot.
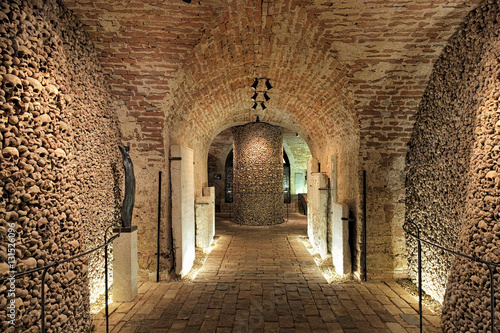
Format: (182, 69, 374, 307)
(93, 214, 440, 333)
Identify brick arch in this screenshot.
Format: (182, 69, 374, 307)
(167, 0, 358, 156)
(170, 80, 356, 162)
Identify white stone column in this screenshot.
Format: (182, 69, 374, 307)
(330, 203, 351, 276)
(112, 226, 138, 302)
(307, 158, 329, 259)
(307, 158, 319, 242)
(195, 186, 215, 251)
(170, 145, 195, 277)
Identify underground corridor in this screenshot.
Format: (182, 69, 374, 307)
(2, 0, 500, 332)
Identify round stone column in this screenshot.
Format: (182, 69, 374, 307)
(232, 122, 284, 225)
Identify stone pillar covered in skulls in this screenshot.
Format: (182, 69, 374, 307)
(232, 122, 284, 225)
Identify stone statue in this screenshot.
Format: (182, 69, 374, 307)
(119, 145, 135, 228)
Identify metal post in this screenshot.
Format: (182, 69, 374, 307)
(287, 202, 289, 221)
(487, 264, 496, 333)
(157, 171, 162, 282)
(363, 170, 367, 281)
(104, 225, 113, 333)
(41, 264, 56, 333)
(417, 226, 423, 333)
(104, 241, 109, 333)
(41, 267, 48, 333)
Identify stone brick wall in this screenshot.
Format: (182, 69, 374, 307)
(233, 122, 284, 225)
(406, 1, 500, 330)
(0, 0, 123, 331)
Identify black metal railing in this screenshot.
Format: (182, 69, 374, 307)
(0, 225, 120, 333)
(404, 221, 500, 333)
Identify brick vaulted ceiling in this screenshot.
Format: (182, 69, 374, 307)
(62, 0, 482, 159)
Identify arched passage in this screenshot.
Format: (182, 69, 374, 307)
(207, 125, 312, 218)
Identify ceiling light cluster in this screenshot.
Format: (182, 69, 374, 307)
(251, 78, 272, 110)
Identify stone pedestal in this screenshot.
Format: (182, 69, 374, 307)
(195, 187, 215, 251)
(112, 226, 138, 302)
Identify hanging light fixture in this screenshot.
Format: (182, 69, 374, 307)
(250, 78, 272, 110)
(251, 78, 259, 90)
(265, 78, 273, 90)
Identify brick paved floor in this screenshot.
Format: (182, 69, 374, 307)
(93, 214, 440, 332)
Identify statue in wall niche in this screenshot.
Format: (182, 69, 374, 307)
(119, 145, 135, 228)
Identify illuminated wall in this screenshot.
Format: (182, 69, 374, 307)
(406, 1, 500, 331)
(232, 122, 284, 225)
(0, 0, 122, 331)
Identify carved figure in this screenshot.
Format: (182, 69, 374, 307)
(119, 146, 135, 228)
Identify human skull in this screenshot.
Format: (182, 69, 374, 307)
(58, 121, 70, 137)
(35, 147, 48, 166)
(16, 45, 32, 59)
(486, 170, 498, 181)
(27, 77, 42, 95)
(36, 217, 48, 236)
(45, 84, 58, 99)
(53, 148, 66, 160)
(34, 114, 53, 133)
(2, 147, 19, 163)
(0, 11, 9, 24)
(495, 120, 500, 134)
(32, 0, 43, 10)
(3, 74, 23, 102)
(27, 185, 41, 199)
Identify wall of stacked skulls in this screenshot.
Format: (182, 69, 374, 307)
(0, 0, 123, 332)
(233, 122, 284, 226)
(406, 1, 500, 331)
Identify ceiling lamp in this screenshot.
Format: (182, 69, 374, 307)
(250, 78, 273, 110)
(265, 79, 273, 90)
(251, 79, 259, 90)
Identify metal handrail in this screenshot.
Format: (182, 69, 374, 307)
(0, 228, 120, 333)
(404, 220, 499, 333)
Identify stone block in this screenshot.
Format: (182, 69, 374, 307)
(307, 162, 329, 259)
(330, 202, 351, 276)
(195, 187, 215, 250)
